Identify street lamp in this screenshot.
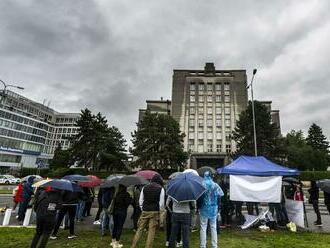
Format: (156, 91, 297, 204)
(0, 79, 24, 104)
(246, 69, 258, 156)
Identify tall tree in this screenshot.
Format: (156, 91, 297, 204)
(49, 143, 71, 169)
(232, 101, 282, 159)
(306, 123, 329, 153)
(69, 108, 127, 171)
(131, 111, 188, 170)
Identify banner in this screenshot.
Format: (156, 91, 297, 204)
(285, 199, 305, 228)
(230, 175, 282, 203)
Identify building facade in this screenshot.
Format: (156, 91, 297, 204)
(171, 63, 248, 169)
(0, 90, 80, 169)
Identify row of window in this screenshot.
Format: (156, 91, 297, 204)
(0, 128, 46, 144)
(190, 95, 230, 103)
(188, 143, 232, 153)
(0, 119, 47, 137)
(189, 119, 231, 127)
(0, 136, 43, 152)
(190, 82, 230, 91)
(0, 154, 21, 163)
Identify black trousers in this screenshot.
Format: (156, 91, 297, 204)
(83, 201, 93, 216)
(30, 215, 56, 248)
(112, 211, 127, 241)
(312, 201, 322, 222)
(166, 211, 181, 242)
(95, 202, 103, 221)
(53, 205, 76, 236)
(169, 213, 190, 248)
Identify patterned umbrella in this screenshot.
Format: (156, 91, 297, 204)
(136, 170, 160, 180)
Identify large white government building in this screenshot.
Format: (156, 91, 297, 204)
(0, 90, 80, 169)
(139, 63, 281, 169)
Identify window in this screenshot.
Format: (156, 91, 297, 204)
(199, 96, 204, 102)
(207, 84, 213, 91)
(224, 96, 230, 102)
(207, 132, 213, 140)
(225, 114, 230, 120)
(226, 144, 231, 153)
(189, 132, 195, 139)
(207, 143, 213, 152)
(216, 144, 222, 153)
(190, 90, 195, 95)
(198, 119, 204, 127)
(215, 95, 221, 102)
(207, 114, 213, 119)
(225, 108, 230, 114)
(188, 143, 194, 152)
(190, 96, 195, 102)
(224, 91, 230, 96)
(215, 108, 221, 114)
(207, 96, 212, 102)
(190, 83, 195, 91)
(225, 120, 231, 127)
(207, 119, 212, 127)
(216, 119, 222, 127)
(207, 108, 212, 114)
(190, 107, 195, 114)
(198, 144, 204, 153)
(225, 132, 231, 141)
(215, 83, 221, 91)
(189, 120, 195, 127)
(198, 107, 204, 114)
(198, 132, 204, 139)
(224, 83, 230, 91)
(198, 114, 204, 119)
(189, 127, 194, 132)
(216, 132, 222, 139)
(199, 83, 205, 91)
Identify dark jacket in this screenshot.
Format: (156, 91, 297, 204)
(62, 190, 82, 205)
(33, 189, 62, 217)
(324, 191, 330, 205)
(23, 176, 35, 201)
(102, 188, 115, 209)
(308, 186, 319, 203)
(113, 191, 132, 214)
(143, 182, 162, 211)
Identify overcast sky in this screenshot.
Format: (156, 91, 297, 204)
(1, 0, 330, 147)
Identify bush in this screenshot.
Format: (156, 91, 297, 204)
(299, 171, 330, 181)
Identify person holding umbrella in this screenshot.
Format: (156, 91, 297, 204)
(111, 184, 133, 248)
(198, 171, 224, 248)
(18, 176, 35, 222)
(309, 180, 322, 226)
(131, 174, 165, 248)
(30, 186, 62, 248)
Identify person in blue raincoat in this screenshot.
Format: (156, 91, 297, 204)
(18, 176, 35, 222)
(197, 171, 224, 248)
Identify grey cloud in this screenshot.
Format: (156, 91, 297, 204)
(1, 0, 330, 145)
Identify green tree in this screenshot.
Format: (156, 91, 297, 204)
(284, 129, 329, 171)
(232, 101, 282, 159)
(130, 111, 188, 170)
(69, 108, 127, 171)
(49, 143, 71, 169)
(306, 123, 329, 153)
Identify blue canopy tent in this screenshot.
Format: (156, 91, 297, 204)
(217, 155, 299, 176)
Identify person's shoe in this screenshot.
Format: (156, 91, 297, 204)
(68, 235, 77, 239)
(165, 241, 169, 247)
(93, 220, 101, 225)
(176, 241, 183, 247)
(116, 242, 123, 248)
(110, 239, 116, 247)
(49, 236, 57, 240)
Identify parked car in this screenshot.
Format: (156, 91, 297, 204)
(0, 175, 21, 184)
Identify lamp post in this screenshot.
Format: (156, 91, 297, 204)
(0, 79, 24, 104)
(247, 69, 258, 156)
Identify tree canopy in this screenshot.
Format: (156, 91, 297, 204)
(69, 108, 127, 171)
(306, 123, 329, 153)
(232, 100, 282, 160)
(130, 111, 188, 170)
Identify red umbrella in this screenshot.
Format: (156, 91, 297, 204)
(136, 170, 160, 180)
(78, 175, 101, 187)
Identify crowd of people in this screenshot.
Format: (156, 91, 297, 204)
(9, 172, 330, 248)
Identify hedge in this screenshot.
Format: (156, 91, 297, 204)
(298, 171, 330, 181)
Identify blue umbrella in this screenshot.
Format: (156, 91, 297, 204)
(167, 172, 206, 202)
(62, 174, 89, 181)
(41, 179, 75, 191)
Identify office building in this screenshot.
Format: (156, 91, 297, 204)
(0, 90, 80, 169)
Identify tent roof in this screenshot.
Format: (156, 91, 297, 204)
(217, 156, 299, 176)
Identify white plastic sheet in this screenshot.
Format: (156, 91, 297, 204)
(285, 199, 305, 228)
(230, 175, 282, 203)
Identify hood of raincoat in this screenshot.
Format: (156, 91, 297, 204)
(151, 174, 163, 186)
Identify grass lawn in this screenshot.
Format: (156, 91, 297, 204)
(0, 189, 12, 194)
(1, 227, 330, 248)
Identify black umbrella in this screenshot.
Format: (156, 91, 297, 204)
(197, 166, 216, 177)
(316, 179, 330, 193)
(101, 175, 124, 188)
(118, 175, 149, 187)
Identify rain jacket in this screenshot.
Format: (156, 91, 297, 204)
(22, 176, 35, 201)
(198, 172, 224, 219)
